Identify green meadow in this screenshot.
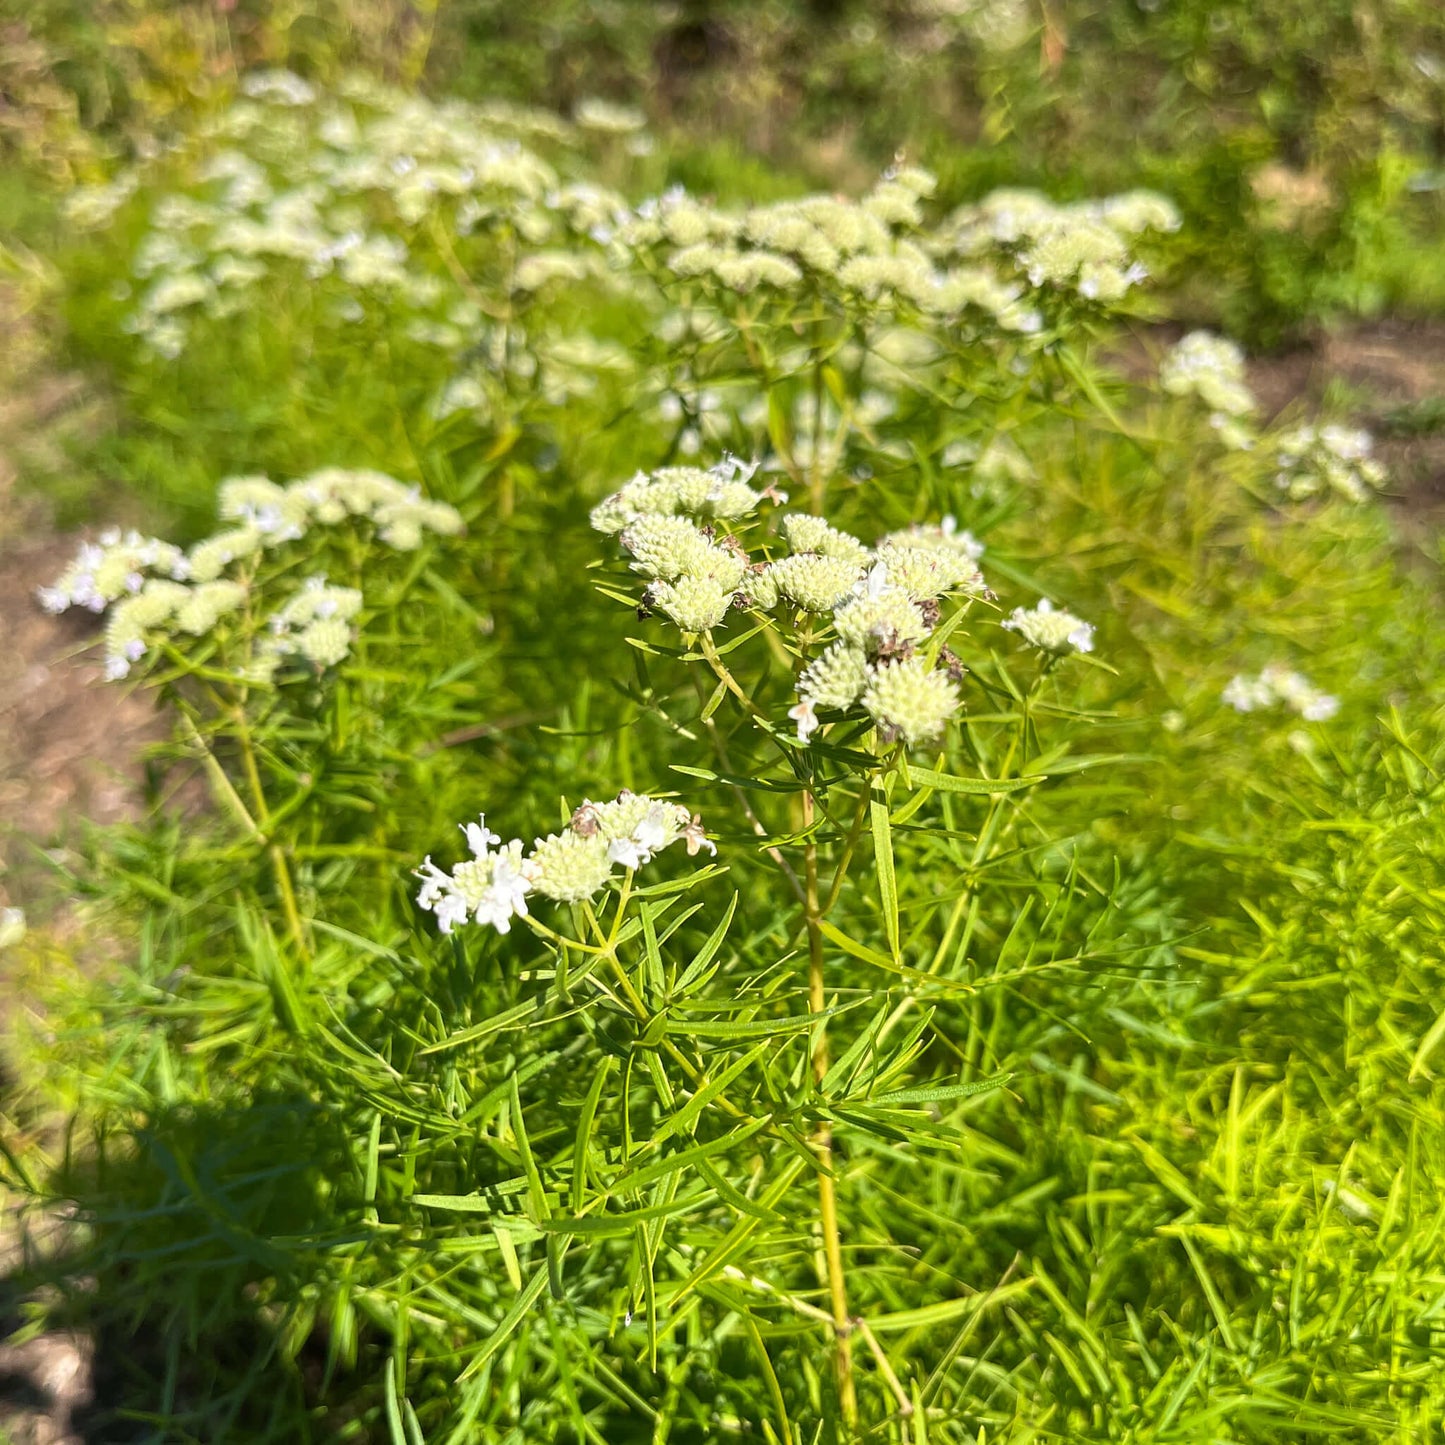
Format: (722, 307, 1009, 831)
(2, 3, 1444, 1440)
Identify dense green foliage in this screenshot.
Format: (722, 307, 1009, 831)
(2, 6, 1445, 1444)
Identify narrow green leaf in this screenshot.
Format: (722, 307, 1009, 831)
(700, 677, 729, 720)
(540, 1188, 717, 1235)
(457, 1268, 550, 1382)
(1410, 1004, 1445, 1081)
(869, 1277, 1034, 1333)
(510, 1075, 550, 1222)
(676, 891, 738, 991)
(670, 1012, 837, 1041)
(871, 781, 901, 963)
(653, 1041, 769, 1147)
(363, 1112, 381, 1205)
(817, 918, 895, 971)
(384, 1363, 407, 1445)
(573, 1057, 614, 1212)
(670, 764, 797, 793)
(871, 1072, 1013, 1107)
(418, 999, 540, 1056)
(903, 765, 1041, 795)
(820, 1003, 889, 1096)
(411, 1181, 525, 1212)
(695, 1158, 785, 1223)
(609, 1117, 770, 1197)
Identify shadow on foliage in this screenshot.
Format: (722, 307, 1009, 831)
(3, 1091, 376, 1444)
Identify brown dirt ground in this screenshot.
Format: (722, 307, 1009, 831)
(0, 288, 167, 915)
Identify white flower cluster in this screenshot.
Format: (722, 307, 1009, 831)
(414, 793, 715, 935)
(938, 187, 1178, 305)
(1159, 330, 1257, 446)
(1272, 424, 1387, 502)
(37, 529, 186, 616)
(621, 171, 1044, 333)
(589, 455, 768, 535)
(0, 907, 27, 950)
(783, 521, 986, 747)
(1000, 598, 1095, 656)
(88, 71, 636, 358)
(39, 469, 461, 680)
(593, 460, 992, 749)
(1222, 665, 1339, 721)
(76, 75, 1178, 393)
(252, 576, 364, 678)
(574, 98, 648, 137)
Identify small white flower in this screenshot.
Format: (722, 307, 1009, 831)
(0, 908, 25, 950)
(607, 808, 670, 870)
(1002, 598, 1095, 655)
(1222, 675, 1271, 713)
(789, 697, 821, 744)
(463, 817, 502, 856)
(682, 815, 715, 857)
(474, 853, 532, 933)
(433, 891, 471, 934)
(414, 828, 532, 935)
(1222, 665, 1338, 722)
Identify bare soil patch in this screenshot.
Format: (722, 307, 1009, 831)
(0, 289, 165, 913)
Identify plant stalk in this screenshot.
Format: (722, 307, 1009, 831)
(802, 788, 857, 1424)
(231, 703, 311, 959)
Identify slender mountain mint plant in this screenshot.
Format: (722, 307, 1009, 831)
(25, 71, 1395, 1440)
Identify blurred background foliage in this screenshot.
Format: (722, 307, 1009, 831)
(4, 0, 1445, 340)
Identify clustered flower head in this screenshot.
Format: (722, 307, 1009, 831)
(1272, 424, 1387, 502)
(414, 792, 715, 935)
(40, 468, 461, 681)
(622, 169, 1053, 333)
(1000, 598, 1095, 656)
(84, 71, 638, 358)
(938, 187, 1177, 307)
(38, 529, 186, 616)
(590, 455, 767, 533)
(1222, 665, 1339, 721)
(252, 576, 364, 679)
(1159, 330, 1257, 442)
(595, 459, 994, 751)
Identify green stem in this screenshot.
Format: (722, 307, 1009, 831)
(686, 667, 806, 905)
(821, 775, 876, 918)
(802, 787, 857, 1424)
(698, 633, 771, 725)
(231, 703, 310, 960)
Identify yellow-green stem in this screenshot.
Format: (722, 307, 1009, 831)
(686, 668, 806, 905)
(802, 788, 857, 1424)
(232, 705, 310, 959)
(699, 633, 771, 725)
